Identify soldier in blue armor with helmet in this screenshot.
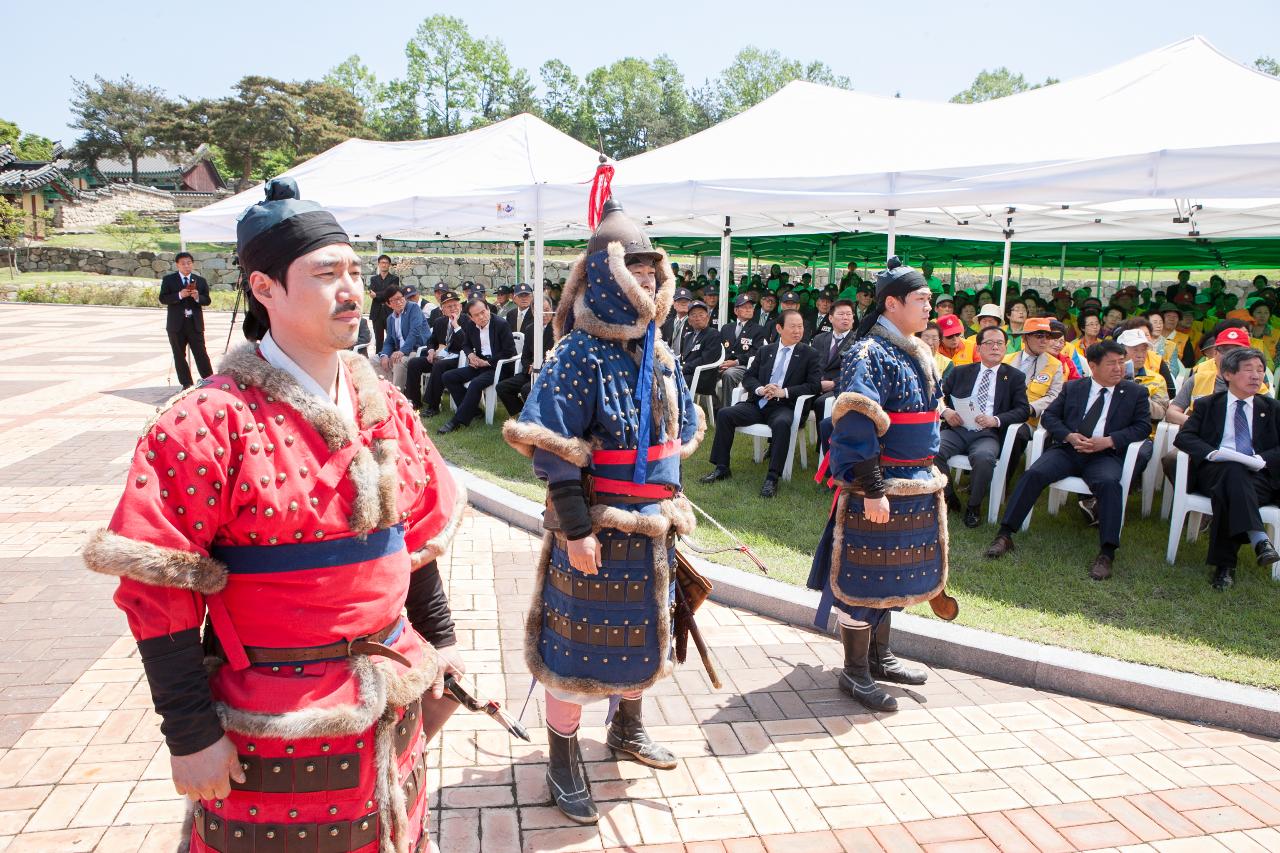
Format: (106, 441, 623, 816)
(809, 257, 959, 712)
(503, 199, 705, 824)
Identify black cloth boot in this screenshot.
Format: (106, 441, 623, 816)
(606, 697, 678, 769)
(546, 727, 598, 824)
(838, 623, 898, 712)
(869, 613, 927, 685)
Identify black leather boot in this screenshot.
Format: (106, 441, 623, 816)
(869, 613, 928, 685)
(546, 727, 598, 824)
(838, 623, 898, 712)
(606, 697, 678, 769)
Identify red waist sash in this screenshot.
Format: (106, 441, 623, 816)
(590, 477, 677, 499)
(592, 439, 682, 465)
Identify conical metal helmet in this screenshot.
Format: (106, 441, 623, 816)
(585, 198, 661, 263)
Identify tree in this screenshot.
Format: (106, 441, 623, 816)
(540, 60, 592, 142)
(583, 58, 665, 158)
(290, 81, 368, 158)
(0, 196, 25, 277)
(324, 55, 383, 124)
(199, 76, 295, 186)
(652, 55, 693, 147)
(468, 37, 536, 127)
(69, 75, 172, 181)
(0, 119, 55, 160)
(950, 67, 1058, 103)
(688, 79, 723, 133)
(716, 47, 851, 119)
(371, 79, 425, 141)
(1256, 56, 1280, 76)
(405, 15, 478, 136)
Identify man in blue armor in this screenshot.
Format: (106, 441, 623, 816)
(503, 199, 704, 824)
(809, 257, 957, 713)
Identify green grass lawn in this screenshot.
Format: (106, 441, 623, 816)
(426, 410, 1280, 690)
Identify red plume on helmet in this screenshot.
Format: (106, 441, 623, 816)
(587, 161, 615, 230)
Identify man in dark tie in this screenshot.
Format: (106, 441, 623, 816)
(936, 326, 1030, 528)
(678, 301, 722, 392)
(715, 294, 768, 406)
(807, 299, 857, 420)
(985, 340, 1151, 579)
(663, 287, 694, 347)
(1173, 347, 1280, 589)
(158, 252, 213, 388)
(404, 290, 465, 413)
(497, 297, 555, 416)
(438, 298, 517, 433)
(701, 310, 822, 497)
(509, 282, 536, 339)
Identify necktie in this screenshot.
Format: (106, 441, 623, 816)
(761, 347, 790, 408)
(182, 277, 189, 287)
(975, 368, 993, 415)
(1079, 387, 1108, 437)
(1235, 399, 1254, 455)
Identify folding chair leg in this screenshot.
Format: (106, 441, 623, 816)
(1167, 505, 1186, 564)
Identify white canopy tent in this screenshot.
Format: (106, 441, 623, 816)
(180, 113, 609, 364)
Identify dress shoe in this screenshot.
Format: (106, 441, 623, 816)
(1088, 553, 1113, 581)
(420, 407, 440, 418)
(699, 467, 731, 484)
(759, 478, 778, 498)
(964, 507, 981, 528)
(984, 533, 1014, 558)
(1211, 565, 1235, 590)
(1077, 498, 1099, 527)
(437, 421, 463, 435)
(1254, 539, 1280, 567)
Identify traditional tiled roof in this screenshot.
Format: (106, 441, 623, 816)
(94, 143, 213, 177)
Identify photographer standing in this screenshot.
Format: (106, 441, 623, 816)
(158, 251, 212, 388)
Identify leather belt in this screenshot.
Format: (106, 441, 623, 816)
(195, 806, 378, 853)
(880, 455, 936, 467)
(242, 619, 409, 667)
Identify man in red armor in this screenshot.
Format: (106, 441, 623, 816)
(83, 178, 466, 853)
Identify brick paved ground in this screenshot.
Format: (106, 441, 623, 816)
(1, 302, 1279, 853)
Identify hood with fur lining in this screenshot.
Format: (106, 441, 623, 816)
(554, 242, 674, 342)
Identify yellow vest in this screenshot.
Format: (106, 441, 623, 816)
(934, 351, 952, 377)
(1133, 350, 1167, 397)
(1004, 351, 1062, 426)
(941, 337, 976, 366)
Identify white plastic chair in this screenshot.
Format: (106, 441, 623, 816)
(1166, 449, 1280, 579)
(729, 386, 814, 481)
(945, 426, 1023, 525)
(688, 347, 726, 427)
(815, 396, 836, 469)
(1022, 427, 1144, 536)
(1141, 421, 1178, 517)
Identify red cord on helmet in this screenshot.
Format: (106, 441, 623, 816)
(587, 163, 614, 229)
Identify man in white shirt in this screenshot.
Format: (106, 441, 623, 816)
(986, 340, 1151, 580)
(1173, 346, 1280, 589)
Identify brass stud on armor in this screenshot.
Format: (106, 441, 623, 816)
(260, 476, 270, 487)
(248, 807, 258, 815)
(277, 472, 287, 482)
(315, 531, 325, 539)
(265, 508, 275, 518)
(209, 821, 219, 831)
(269, 536, 278, 544)
(294, 531, 303, 540)
(247, 743, 256, 751)
(357, 742, 365, 750)
(271, 666, 280, 672)
(289, 809, 299, 818)
(136, 475, 148, 486)
(299, 466, 309, 477)
(215, 800, 223, 808)
(275, 414, 285, 425)
(176, 507, 185, 515)
(249, 532, 257, 540)
(238, 384, 247, 390)
(167, 468, 175, 477)
(176, 451, 187, 461)
(215, 410, 225, 420)
(240, 483, 249, 492)
(234, 829, 244, 839)
(146, 451, 156, 461)
(294, 666, 303, 673)
(310, 497, 319, 506)
(207, 498, 216, 506)
(339, 760, 351, 770)
(265, 443, 274, 453)
(198, 393, 208, 402)
(197, 427, 207, 437)
(158, 432, 167, 442)
(305, 762, 315, 772)
(265, 830, 275, 839)
(330, 827, 340, 836)
(250, 443, 260, 453)
(360, 821, 369, 831)
(194, 522, 203, 530)
(197, 466, 207, 476)
(186, 486, 196, 495)
(285, 745, 295, 754)
(214, 447, 225, 458)
(328, 806, 338, 816)
(298, 830, 307, 839)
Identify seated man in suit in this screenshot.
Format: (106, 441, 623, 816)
(1173, 347, 1280, 590)
(497, 297, 555, 416)
(810, 290, 836, 337)
(808, 299, 857, 423)
(405, 289, 465, 413)
(701, 310, 822, 497)
(376, 285, 429, 391)
(663, 287, 694, 346)
(1003, 317, 1067, 472)
(508, 282, 536, 340)
(716, 294, 768, 407)
(678, 301, 722, 394)
(985, 340, 1151, 580)
(438, 298, 517, 433)
(779, 291, 813, 341)
(936, 326, 1031, 528)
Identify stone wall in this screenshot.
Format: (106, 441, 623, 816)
(54, 184, 176, 231)
(15, 246, 573, 290)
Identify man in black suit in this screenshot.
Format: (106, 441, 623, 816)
(438, 299, 517, 433)
(714, 295, 768, 406)
(937, 326, 1031, 528)
(508, 282, 536, 339)
(677, 301, 722, 393)
(810, 290, 836, 337)
(755, 292, 780, 341)
(700, 310, 822, 497)
(663, 287, 694, 347)
(985, 340, 1151, 580)
(778, 291, 813, 341)
(405, 290, 466, 413)
(1173, 347, 1280, 589)
(494, 284, 517, 325)
(159, 252, 213, 388)
(807, 298, 857, 421)
(497, 297, 555, 416)
(367, 254, 399, 353)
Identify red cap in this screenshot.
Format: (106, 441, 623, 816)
(1215, 327, 1249, 348)
(937, 314, 965, 337)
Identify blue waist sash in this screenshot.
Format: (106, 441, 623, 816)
(211, 525, 405, 574)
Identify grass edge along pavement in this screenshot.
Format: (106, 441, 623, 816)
(424, 408, 1280, 692)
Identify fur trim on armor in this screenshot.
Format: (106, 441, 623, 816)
(584, 495, 695, 538)
(177, 802, 195, 853)
(342, 350, 392, 426)
(81, 529, 228, 594)
(346, 445, 385, 534)
(219, 345, 352, 452)
(681, 405, 707, 459)
(524, 533, 674, 697)
(831, 392, 891, 436)
(502, 418, 593, 467)
(828, 468, 950, 610)
(869, 323, 938, 397)
(409, 482, 469, 569)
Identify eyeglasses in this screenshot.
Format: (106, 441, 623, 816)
(979, 339, 1006, 347)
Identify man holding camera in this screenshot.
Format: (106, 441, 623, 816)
(159, 252, 213, 388)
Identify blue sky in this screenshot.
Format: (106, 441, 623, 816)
(8, 0, 1277, 141)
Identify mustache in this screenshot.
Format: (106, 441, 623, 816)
(332, 301, 360, 316)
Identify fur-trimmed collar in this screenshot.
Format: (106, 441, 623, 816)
(869, 323, 937, 396)
(217, 344, 391, 448)
(554, 242, 674, 342)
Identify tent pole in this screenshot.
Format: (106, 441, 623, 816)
(532, 190, 546, 370)
(949, 257, 957, 294)
(375, 236, 383, 258)
(1058, 243, 1066, 290)
(998, 225, 1013, 316)
(827, 236, 837, 291)
(886, 210, 897, 261)
(1096, 252, 1103, 298)
(719, 217, 732, 327)
(1118, 258, 1125, 289)
(514, 241, 522, 286)
(988, 261, 994, 288)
